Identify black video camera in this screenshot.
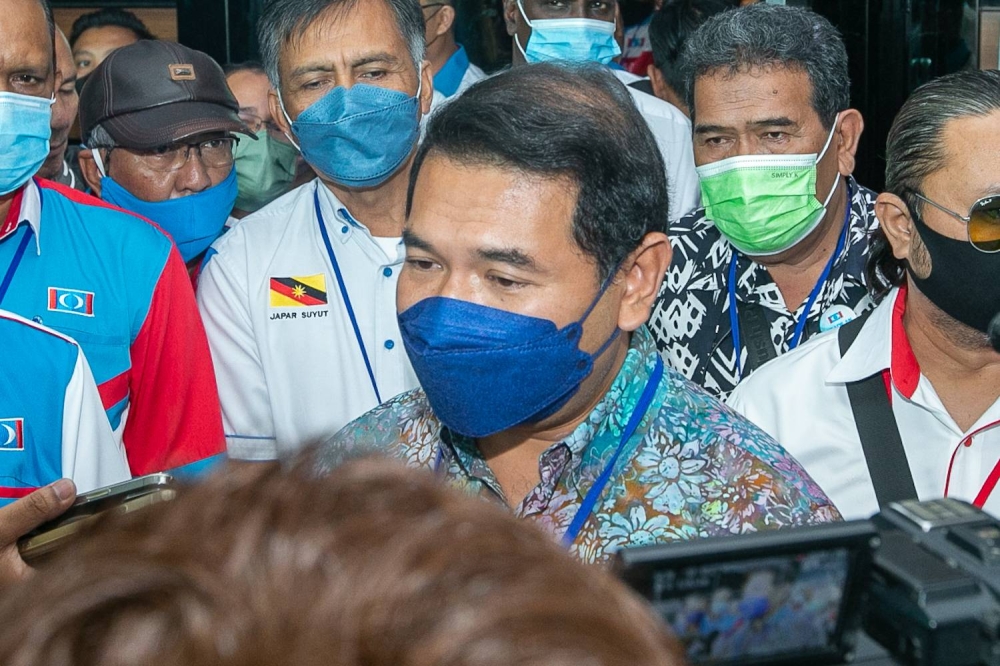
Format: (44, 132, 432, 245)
(615, 499, 1000, 666)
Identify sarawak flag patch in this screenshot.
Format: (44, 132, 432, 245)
(269, 274, 329, 307)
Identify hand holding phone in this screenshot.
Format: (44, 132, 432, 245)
(0, 480, 77, 586)
(17, 475, 177, 566)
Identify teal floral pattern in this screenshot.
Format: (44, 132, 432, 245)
(318, 326, 840, 564)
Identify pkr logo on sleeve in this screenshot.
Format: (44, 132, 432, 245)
(48, 287, 95, 317)
(0, 418, 24, 451)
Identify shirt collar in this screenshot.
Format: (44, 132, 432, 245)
(0, 180, 42, 254)
(433, 45, 470, 98)
(827, 285, 920, 399)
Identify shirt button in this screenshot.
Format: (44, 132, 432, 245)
(384, 340, 395, 350)
(341, 225, 349, 234)
(383, 267, 393, 277)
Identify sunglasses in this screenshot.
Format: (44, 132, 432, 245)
(913, 191, 1000, 253)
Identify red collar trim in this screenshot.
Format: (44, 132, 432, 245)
(890, 283, 921, 399)
(0, 187, 25, 242)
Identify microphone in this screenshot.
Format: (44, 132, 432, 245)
(989, 312, 1000, 353)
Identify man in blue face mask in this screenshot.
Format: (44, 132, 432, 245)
(316, 63, 838, 564)
(503, 0, 699, 223)
(77, 41, 255, 274)
(196, 0, 435, 461)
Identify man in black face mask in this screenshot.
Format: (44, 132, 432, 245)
(728, 69, 1000, 520)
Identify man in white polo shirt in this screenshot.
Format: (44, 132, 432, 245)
(728, 70, 1000, 519)
(196, 0, 432, 460)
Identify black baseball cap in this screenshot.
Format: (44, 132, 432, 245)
(79, 40, 253, 150)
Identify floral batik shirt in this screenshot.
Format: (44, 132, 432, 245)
(648, 177, 879, 401)
(316, 326, 840, 565)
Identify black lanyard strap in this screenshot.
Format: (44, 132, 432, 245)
(838, 313, 918, 508)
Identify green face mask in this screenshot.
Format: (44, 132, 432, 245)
(233, 129, 300, 213)
(696, 117, 841, 256)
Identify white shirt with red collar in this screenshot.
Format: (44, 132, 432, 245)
(727, 285, 1000, 520)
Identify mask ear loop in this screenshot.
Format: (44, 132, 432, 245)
(816, 112, 842, 209)
(513, 0, 533, 60)
(275, 88, 302, 152)
(90, 147, 108, 178)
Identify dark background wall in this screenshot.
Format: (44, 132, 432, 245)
(50, 0, 991, 191)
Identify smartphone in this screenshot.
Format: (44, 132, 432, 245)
(17, 473, 178, 564)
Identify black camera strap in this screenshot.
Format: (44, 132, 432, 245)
(838, 314, 918, 508)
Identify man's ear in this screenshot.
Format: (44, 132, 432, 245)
(436, 4, 456, 37)
(875, 192, 915, 261)
(269, 88, 293, 138)
(503, 0, 519, 36)
(834, 108, 864, 177)
(617, 232, 673, 332)
(419, 60, 434, 115)
(647, 65, 669, 102)
(78, 148, 104, 197)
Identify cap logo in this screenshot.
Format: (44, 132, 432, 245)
(169, 64, 196, 81)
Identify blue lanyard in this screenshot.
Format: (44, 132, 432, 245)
(0, 225, 33, 307)
(314, 190, 383, 404)
(433, 357, 664, 549)
(727, 180, 853, 379)
(562, 356, 663, 547)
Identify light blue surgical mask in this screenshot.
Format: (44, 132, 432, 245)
(279, 74, 422, 189)
(94, 150, 237, 263)
(0, 92, 54, 195)
(514, 0, 622, 65)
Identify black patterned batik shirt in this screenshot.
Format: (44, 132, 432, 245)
(648, 177, 879, 401)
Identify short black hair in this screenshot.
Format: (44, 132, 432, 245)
(648, 0, 734, 98)
(408, 63, 668, 282)
(69, 8, 156, 48)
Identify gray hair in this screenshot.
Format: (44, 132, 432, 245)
(867, 69, 1000, 299)
(84, 124, 118, 149)
(678, 4, 849, 128)
(258, 0, 426, 90)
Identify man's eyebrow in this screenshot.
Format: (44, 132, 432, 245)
(289, 62, 335, 79)
(746, 117, 798, 130)
(351, 52, 400, 68)
(477, 246, 541, 271)
(694, 123, 732, 135)
(402, 229, 434, 252)
(974, 184, 1000, 201)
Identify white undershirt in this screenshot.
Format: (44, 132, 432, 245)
(373, 235, 402, 258)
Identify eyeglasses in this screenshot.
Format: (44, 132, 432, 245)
(239, 112, 284, 136)
(913, 191, 1000, 253)
(113, 137, 238, 173)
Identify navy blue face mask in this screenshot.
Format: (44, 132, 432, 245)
(398, 274, 621, 438)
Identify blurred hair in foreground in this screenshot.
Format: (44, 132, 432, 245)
(0, 455, 684, 666)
